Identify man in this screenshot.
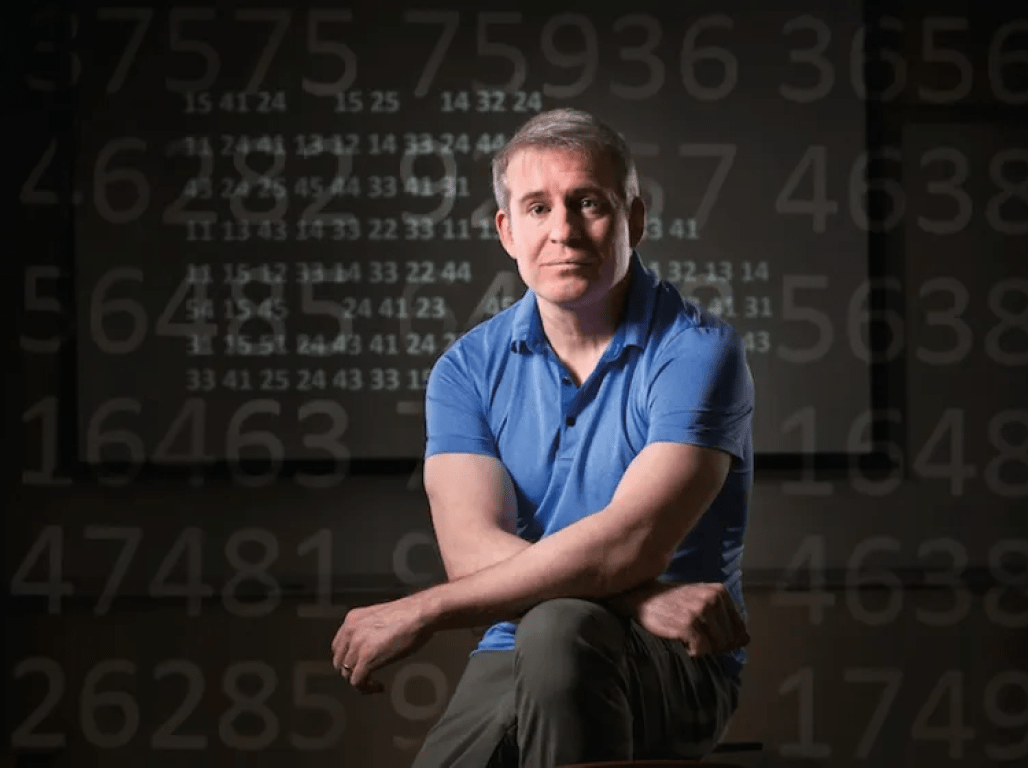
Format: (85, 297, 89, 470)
(331, 108, 754, 767)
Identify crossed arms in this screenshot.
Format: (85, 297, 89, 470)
(331, 438, 748, 691)
(420, 441, 732, 630)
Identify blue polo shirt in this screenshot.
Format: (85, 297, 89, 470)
(424, 251, 754, 681)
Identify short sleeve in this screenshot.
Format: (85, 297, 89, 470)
(646, 326, 754, 467)
(424, 346, 499, 459)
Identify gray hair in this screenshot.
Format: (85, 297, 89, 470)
(491, 108, 640, 213)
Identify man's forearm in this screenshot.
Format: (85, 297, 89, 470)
(445, 532, 658, 622)
(445, 529, 530, 582)
(599, 579, 666, 618)
(420, 505, 656, 631)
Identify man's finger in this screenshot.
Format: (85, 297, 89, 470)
(331, 624, 350, 669)
(717, 594, 745, 652)
(682, 620, 712, 657)
(721, 593, 749, 646)
(699, 597, 732, 654)
(349, 658, 369, 689)
(332, 639, 348, 671)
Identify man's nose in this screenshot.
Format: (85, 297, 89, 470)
(548, 205, 581, 242)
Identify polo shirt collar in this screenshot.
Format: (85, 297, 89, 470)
(509, 251, 657, 357)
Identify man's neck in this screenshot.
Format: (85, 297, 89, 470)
(538, 270, 632, 362)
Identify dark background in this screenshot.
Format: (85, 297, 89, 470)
(4, 0, 1026, 766)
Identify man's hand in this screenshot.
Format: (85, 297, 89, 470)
(330, 593, 437, 694)
(630, 581, 750, 657)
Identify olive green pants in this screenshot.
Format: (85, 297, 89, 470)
(411, 597, 740, 768)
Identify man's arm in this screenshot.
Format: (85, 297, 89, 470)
(419, 441, 731, 631)
(424, 453, 531, 582)
(423, 452, 658, 621)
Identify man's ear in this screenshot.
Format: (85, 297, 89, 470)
(628, 196, 646, 248)
(496, 208, 517, 260)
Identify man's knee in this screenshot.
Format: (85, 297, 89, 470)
(511, 598, 631, 732)
(513, 598, 627, 683)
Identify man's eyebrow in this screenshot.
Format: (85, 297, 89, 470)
(516, 190, 546, 205)
(568, 186, 607, 198)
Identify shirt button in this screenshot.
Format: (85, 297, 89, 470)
(562, 377, 571, 385)
(565, 416, 576, 426)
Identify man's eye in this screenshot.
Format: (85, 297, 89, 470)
(529, 205, 546, 214)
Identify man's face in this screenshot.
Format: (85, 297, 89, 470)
(495, 147, 645, 312)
